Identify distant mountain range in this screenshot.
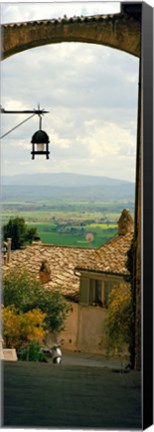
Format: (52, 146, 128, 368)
(2, 172, 134, 187)
(1, 172, 135, 202)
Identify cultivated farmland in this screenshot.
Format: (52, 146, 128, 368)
(1, 174, 135, 248)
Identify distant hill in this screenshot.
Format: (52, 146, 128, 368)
(2, 172, 134, 187)
(1, 172, 135, 203)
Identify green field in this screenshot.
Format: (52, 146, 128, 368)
(28, 222, 117, 248)
(1, 194, 134, 248)
(1, 204, 121, 228)
(1, 210, 120, 224)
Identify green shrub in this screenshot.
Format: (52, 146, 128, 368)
(18, 341, 47, 362)
(3, 268, 70, 333)
(104, 285, 133, 361)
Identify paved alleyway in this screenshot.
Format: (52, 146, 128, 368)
(57, 350, 126, 368)
(2, 355, 141, 429)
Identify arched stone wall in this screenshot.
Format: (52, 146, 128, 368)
(1, 5, 141, 60)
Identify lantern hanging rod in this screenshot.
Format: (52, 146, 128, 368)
(0, 104, 50, 140)
(0, 107, 49, 115)
(0, 103, 50, 159)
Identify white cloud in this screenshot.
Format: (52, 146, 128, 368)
(75, 122, 136, 166)
(1, 2, 120, 24)
(1, 2, 139, 182)
(51, 133, 71, 149)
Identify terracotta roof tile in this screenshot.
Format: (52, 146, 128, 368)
(3, 233, 133, 299)
(76, 233, 133, 275)
(3, 244, 94, 300)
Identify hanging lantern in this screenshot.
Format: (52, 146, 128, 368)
(31, 129, 50, 159)
(31, 113, 50, 159)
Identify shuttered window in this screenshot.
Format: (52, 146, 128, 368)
(80, 277, 121, 307)
(80, 278, 102, 306)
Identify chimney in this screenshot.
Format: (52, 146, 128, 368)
(39, 260, 51, 284)
(118, 209, 134, 236)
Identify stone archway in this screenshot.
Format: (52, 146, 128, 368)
(1, 2, 142, 370)
(1, 4, 141, 60)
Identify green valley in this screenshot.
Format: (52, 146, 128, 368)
(1, 174, 135, 248)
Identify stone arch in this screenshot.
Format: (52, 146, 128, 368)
(1, 4, 141, 60)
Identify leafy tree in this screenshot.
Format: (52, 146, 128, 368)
(3, 217, 38, 250)
(3, 268, 70, 333)
(3, 268, 41, 312)
(36, 289, 70, 333)
(105, 284, 133, 363)
(26, 226, 38, 243)
(105, 237, 136, 369)
(2, 305, 47, 350)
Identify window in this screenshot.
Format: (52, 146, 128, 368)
(79, 276, 121, 307)
(80, 278, 102, 306)
(89, 279, 102, 305)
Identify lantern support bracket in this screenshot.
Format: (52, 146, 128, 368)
(0, 105, 49, 140)
(0, 104, 50, 159)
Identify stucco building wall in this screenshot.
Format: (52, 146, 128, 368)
(58, 302, 107, 354)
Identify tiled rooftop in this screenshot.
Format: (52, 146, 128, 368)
(3, 231, 133, 301)
(3, 244, 95, 301)
(76, 232, 133, 275)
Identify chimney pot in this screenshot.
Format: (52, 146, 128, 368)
(118, 209, 134, 235)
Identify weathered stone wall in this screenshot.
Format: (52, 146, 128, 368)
(1, 10, 141, 60)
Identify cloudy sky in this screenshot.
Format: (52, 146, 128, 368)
(1, 1, 140, 182)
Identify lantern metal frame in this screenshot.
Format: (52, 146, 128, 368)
(31, 113, 50, 160)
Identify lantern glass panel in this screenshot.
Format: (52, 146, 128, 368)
(36, 143, 45, 151)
